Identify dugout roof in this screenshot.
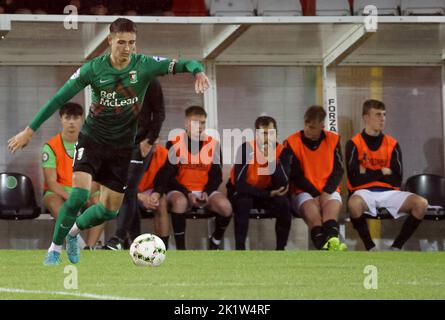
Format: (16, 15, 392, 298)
(0, 15, 444, 66)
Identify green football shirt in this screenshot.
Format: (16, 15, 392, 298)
(29, 54, 204, 147)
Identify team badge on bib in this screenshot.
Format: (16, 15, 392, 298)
(129, 70, 138, 84)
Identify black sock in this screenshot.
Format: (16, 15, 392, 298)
(212, 215, 231, 241)
(171, 212, 186, 250)
(392, 215, 422, 249)
(233, 196, 252, 250)
(311, 226, 326, 250)
(274, 196, 292, 250)
(323, 219, 339, 240)
(351, 216, 375, 250)
(160, 236, 169, 250)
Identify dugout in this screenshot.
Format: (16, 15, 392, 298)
(0, 14, 444, 250)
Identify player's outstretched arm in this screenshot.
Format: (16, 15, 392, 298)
(7, 63, 92, 154)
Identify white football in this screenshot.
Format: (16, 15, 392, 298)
(129, 233, 166, 267)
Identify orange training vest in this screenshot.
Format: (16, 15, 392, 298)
(172, 133, 218, 192)
(43, 133, 73, 191)
(230, 140, 284, 189)
(347, 133, 399, 191)
(138, 144, 169, 192)
(285, 130, 340, 194)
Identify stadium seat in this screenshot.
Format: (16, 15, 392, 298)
(404, 174, 445, 221)
(184, 207, 217, 219)
(364, 207, 394, 220)
(316, 0, 351, 16)
(210, 0, 255, 16)
(354, 0, 400, 16)
(257, 0, 303, 16)
(171, 0, 208, 16)
(401, 0, 445, 16)
(0, 172, 41, 220)
(249, 208, 277, 219)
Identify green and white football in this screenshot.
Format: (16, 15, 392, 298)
(129, 233, 166, 267)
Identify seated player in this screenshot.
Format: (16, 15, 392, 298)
(281, 106, 347, 251)
(105, 143, 170, 249)
(136, 144, 170, 247)
(42, 102, 104, 249)
(160, 106, 232, 250)
(346, 99, 427, 251)
(227, 116, 291, 250)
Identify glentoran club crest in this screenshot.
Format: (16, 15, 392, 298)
(129, 70, 138, 84)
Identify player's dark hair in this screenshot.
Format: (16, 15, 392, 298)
(304, 105, 326, 123)
(362, 99, 385, 116)
(255, 116, 277, 130)
(185, 106, 207, 118)
(59, 102, 84, 117)
(110, 18, 137, 34)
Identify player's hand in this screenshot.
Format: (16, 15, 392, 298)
(188, 192, 199, 207)
(146, 192, 161, 210)
(139, 139, 153, 158)
(197, 192, 208, 206)
(382, 167, 392, 175)
(194, 72, 210, 94)
(8, 127, 34, 154)
(270, 185, 288, 197)
(359, 165, 366, 174)
(138, 193, 152, 210)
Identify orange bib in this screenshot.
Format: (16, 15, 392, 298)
(285, 130, 340, 194)
(43, 133, 73, 191)
(138, 144, 169, 192)
(230, 140, 284, 189)
(347, 133, 399, 191)
(172, 133, 218, 192)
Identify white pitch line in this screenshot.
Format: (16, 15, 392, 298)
(0, 287, 144, 300)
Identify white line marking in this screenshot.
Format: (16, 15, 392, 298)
(0, 287, 143, 300)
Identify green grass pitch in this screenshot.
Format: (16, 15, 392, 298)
(0, 250, 444, 300)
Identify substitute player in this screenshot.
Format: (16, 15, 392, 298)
(159, 106, 232, 250)
(227, 116, 291, 250)
(8, 18, 210, 265)
(42, 102, 103, 248)
(281, 106, 347, 251)
(346, 99, 427, 251)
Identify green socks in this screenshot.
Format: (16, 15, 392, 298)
(76, 203, 119, 230)
(52, 187, 90, 245)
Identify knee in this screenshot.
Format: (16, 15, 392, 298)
(66, 188, 90, 211)
(348, 196, 364, 218)
(412, 196, 428, 218)
(103, 207, 119, 221)
(219, 200, 233, 217)
(170, 194, 188, 212)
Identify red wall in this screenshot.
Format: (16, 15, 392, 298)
(301, 0, 354, 16)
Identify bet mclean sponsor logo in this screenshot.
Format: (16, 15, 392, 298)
(99, 91, 138, 107)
